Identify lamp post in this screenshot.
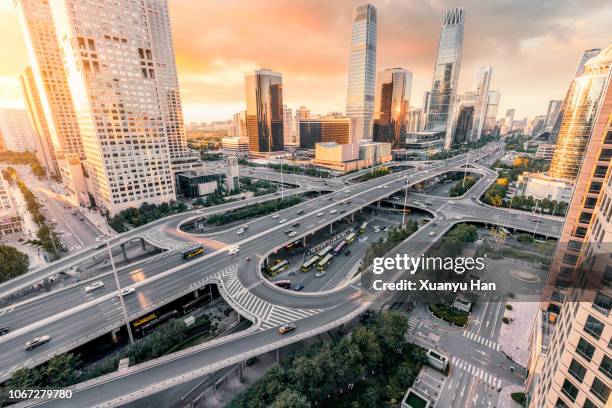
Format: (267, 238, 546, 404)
(402, 180, 409, 229)
(104, 216, 134, 344)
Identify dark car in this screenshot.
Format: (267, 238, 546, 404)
(292, 222, 300, 227)
(344, 249, 351, 256)
(294, 284, 304, 291)
(0, 327, 9, 336)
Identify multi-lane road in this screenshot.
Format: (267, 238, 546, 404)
(0, 145, 565, 406)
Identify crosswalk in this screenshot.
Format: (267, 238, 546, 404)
(218, 265, 325, 331)
(407, 315, 420, 333)
(139, 226, 189, 250)
(143, 242, 196, 263)
(462, 330, 501, 352)
(0, 306, 15, 316)
(451, 356, 502, 389)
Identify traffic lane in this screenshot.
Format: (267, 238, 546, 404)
(28, 299, 364, 408)
(0, 253, 184, 333)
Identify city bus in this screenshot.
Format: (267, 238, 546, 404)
(182, 244, 204, 260)
(317, 254, 333, 271)
(317, 245, 333, 258)
(332, 240, 346, 255)
(273, 280, 291, 289)
(133, 313, 157, 328)
(359, 222, 368, 234)
(268, 259, 289, 275)
(345, 232, 357, 244)
(301, 256, 320, 272)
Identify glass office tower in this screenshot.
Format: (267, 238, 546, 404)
(346, 4, 377, 142)
(425, 7, 464, 149)
(372, 68, 412, 148)
(244, 69, 284, 155)
(549, 46, 612, 180)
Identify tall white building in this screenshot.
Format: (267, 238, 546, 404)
(283, 105, 295, 145)
(425, 8, 465, 149)
(231, 111, 247, 139)
(346, 3, 377, 142)
(47, 0, 187, 215)
(0, 108, 38, 152)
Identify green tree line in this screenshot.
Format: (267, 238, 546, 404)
(206, 196, 303, 226)
(229, 311, 427, 408)
(0, 245, 30, 284)
(109, 201, 188, 232)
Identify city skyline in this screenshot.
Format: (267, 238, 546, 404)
(0, 1, 610, 123)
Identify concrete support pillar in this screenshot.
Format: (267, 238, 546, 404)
(121, 243, 128, 261)
(238, 361, 246, 382)
(303, 236, 306, 247)
(140, 238, 146, 250)
(330, 222, 333, 234)
(276, 348, 280, 364)
(377, 200, 381, 209)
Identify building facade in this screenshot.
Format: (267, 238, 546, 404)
(425, 7, 464, 149)
(372, 68, 412, 148)
(0, 108, 38, 152)
(244, 69, 284, 156)
(482, 90, 501, 136)
(470, 66, 492, 141)
(544, 100, 563, 133)
(283, 105, 295, 145)
(48, 0, 186, 215)
(299, 118, 351, 149)
(19, 67, 58, 176)
(346, 3, 377, 142)
(0, 172, 23, 236)
(549, 46, 612, 181)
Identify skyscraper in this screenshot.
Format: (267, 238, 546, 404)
(283, 105, 295, 145)
(346, 3, 377, 142)
(452, 92, 478, 145)
(550, 49, 602, 143)
(244, 69, 284, 156)
(425, 7, 464, 149)
(549, 46, 612, 181)
(0, 108, 38, 152)
(19, 67, 58, 176)
(482, 90, 501, 136)
(544, 100, 562, 132)
(294, 106, 311, 145)
(527, 54, 612, 407)
(48, 0, 185, 214)
(470, 66, 492, 141)
(372, 68, 412, 148)
(14, 0, 84, 158)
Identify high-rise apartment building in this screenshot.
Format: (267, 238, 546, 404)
(346, 3, 377, 142)
(19, 67, 58, 176)
(48, 0, 185, 214)
(0, 171, 23, 236)
(470, 66, 492, 141)
(232, 111, 247, 139)
(482, 90, 501, 136)
(0, 108, 38, 153)
(425, 7, 464, 149)
(549, 47, 612, 181)
(244, 69, 284, 156)
(406, 107, 426, 134)
(528, 65, 612, 407)
(372, 68, 412, 148)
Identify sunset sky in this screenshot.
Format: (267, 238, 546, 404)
(0, 0, 610, 123)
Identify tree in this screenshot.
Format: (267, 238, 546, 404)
(45, 353, 81, 387)
(0, 245, 29, 283)
(270, 390, 311, 408)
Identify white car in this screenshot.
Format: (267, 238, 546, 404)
(279, 218, 287, 224)
(71, 265, 80, 271)
(455, 215, 463, 220)
(383, 186, 388, 189)
(192, 210, 202, 215)
(85, 281, 104, 292)
(288, 231, 297, 237)
(25, 335, 51, 351)
(428, 231, 435, 237)
(317, 212, 324, 217)
(121, 287, 135, 296)
(272, 214, 280, 219)
(315, 270, 326, 278)
(359, 237, 369, 243)
(236, 228, 245, 235)
(228, 246, 240, 255)
(330, 209, 337, 214)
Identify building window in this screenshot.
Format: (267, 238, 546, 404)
(577, 338, 596, 361)
(554, 398, 570, 408)
(583, 398, 598, 408)
(592, 291, 611, 316)
(590, 377, 610, 402)
(585, 315, 604, 339)
(600, 355, 612, 380)
(568, 359, 587, 382)
(561, 379, 578, 401)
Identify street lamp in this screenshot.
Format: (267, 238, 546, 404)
(103, 216, 134, 344)
(401, 180, 409, 229)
